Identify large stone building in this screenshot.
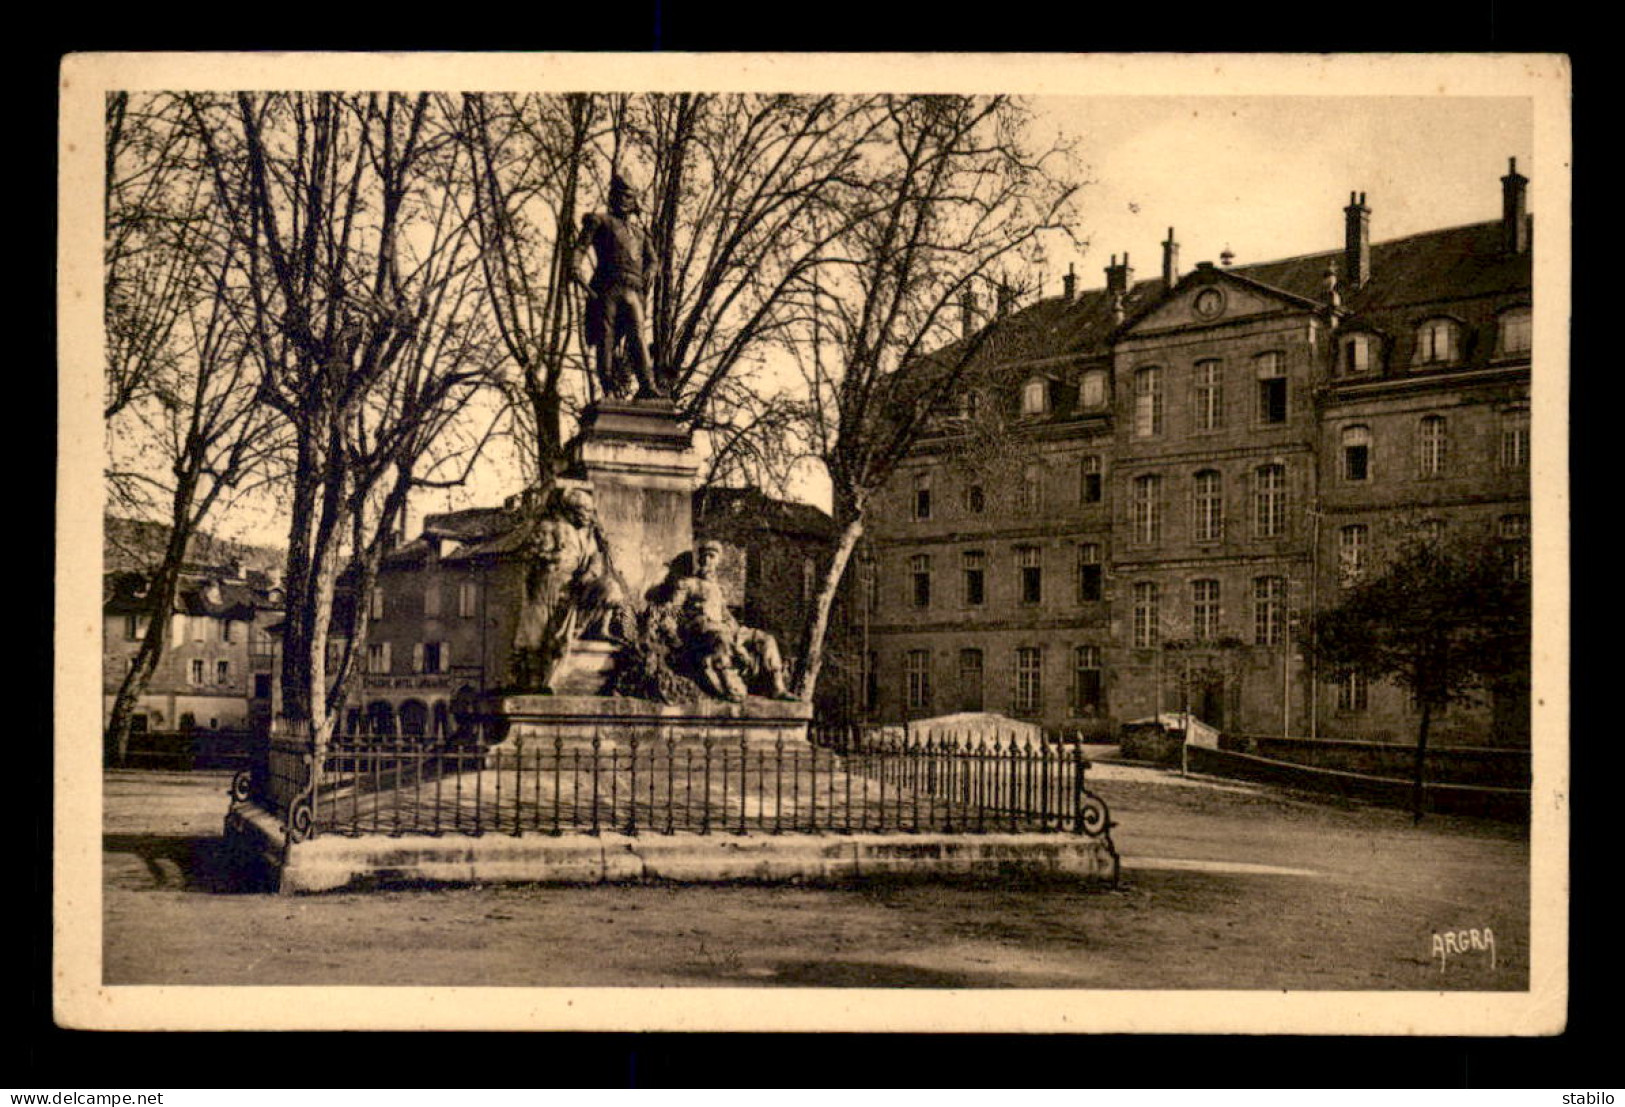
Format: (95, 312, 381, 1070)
(862, 160, 1533, 747)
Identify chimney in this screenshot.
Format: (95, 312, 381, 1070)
(1501, 156, 1530, 254)
(1161, 229, 1180, 290)
(1343, 191, 1370, 290)
(959, 287, 980, 339)
(1062, 263, 1077, 303)
(995, 281, 1015, 319)
(1104, 252, 1134, 298)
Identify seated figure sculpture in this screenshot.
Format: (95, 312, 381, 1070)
(658, 540, 794, 702)
(509, 483, 627, 693)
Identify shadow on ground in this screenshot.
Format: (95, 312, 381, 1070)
(102, 833, 274, 894)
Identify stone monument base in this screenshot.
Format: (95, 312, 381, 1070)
(481, 693, 814, 753)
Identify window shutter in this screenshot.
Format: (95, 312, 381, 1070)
(382, 642, 392, 674)
(441, 641, 452, 672)
(413, 642, 424, 673)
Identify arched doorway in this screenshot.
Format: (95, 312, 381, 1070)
(399, 699, 428, 739)
(367, 700, 396, 738)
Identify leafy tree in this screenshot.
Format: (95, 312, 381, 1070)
(1305, 534, 1531, 820)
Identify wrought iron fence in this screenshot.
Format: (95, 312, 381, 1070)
(237, 730, 1113, 844)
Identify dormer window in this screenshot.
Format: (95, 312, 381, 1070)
(1412, 318, 1462, 367)
(1340, 332, 1378, 376)
(1497, 306, 1532, 357)
(1021, 377, 1050, 416)
(1078, 369, 1108, 409)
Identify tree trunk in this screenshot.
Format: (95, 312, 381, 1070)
(1412, 701, 1433, 824)
(104, 473, 199, 764)
(792, 514, 865, 702)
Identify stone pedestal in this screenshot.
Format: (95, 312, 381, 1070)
(484, 693, 814, 751)
(572, 399, 697, 606)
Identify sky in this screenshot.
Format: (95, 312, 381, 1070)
(205, 93, 1537, 546)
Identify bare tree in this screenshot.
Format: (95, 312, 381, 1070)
(103, 92, 284, 763)
(190, 91, 503, 739)
(788, 95, 1083, 699)
(458, 92, 607, 486)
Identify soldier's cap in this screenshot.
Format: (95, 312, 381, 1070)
(696, 539, 723, 554)
(609, 173, 637, 196)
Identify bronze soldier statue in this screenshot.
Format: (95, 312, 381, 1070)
(576, 174, 663, 401)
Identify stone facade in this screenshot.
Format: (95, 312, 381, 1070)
(866, 164, 1533, 748)
(102, 566, 283, 733)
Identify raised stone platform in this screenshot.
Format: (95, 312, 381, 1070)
(483, 692, 814, 751)
(224, 800, 1120, 894)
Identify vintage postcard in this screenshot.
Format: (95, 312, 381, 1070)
(55, 51, 1570, 1033)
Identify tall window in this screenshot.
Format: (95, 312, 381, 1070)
(1254, 464, 1287, 537)
(123, 614, 148, 641)
(1342, 425, 1371, 481)
(1192, 469, 1223, 542)
(1253, 576, 1286, 646)
(1500, 514, 1531, 582)
(1019, 463, 1044, 513)
(221, 619, 235, 643)
(1132, 474, 1162, 544)
(962, 551, 986, 607)
(1132, 582, 1160, 649)
(959, 648, 984, 712)
(1339, 524, 1369, 586)
(1413, 318, 1460, 366)
(1079, 455, 1103, 504)
(1016, 546, 1042, 605)
(1073, 645, 1102, 714)
(370, 586, 385, 620)
(367, 641, 392, 675)
(215, 659, 230, 685)
(1337, 671, 1369, 712)
(458, 580, 478, 618)
(1418, 416, 1448, 478)
(909, 554, 932, 608)
(1193, 359, 1223, 431)
(905, 650, 932, 711)
(1256, 352, 1287, 424)
(1014, 647, 1043, 715)
(1497, 306, 1532, 356)
(1191, 579, 1221, 642)
(1340, 333, 1377, 376)
(1500, 410, 1530, 471)
(417, 641, 447, 674)
(190, 659, 205, 685)
(1076, 543, 1102, 603)
(1134, 367, 1163, 437)
(963, 481, 985, 514)
(912, 472, 932, 521)
(423, 583, 441, 617)
(1079, 370, 1108, 409)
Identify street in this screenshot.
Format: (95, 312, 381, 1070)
(101, 763, 1529, 990)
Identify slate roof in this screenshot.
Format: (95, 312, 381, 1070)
(930, 219, 1531, 400)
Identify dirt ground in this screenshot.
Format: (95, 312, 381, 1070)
(99, 763, 1529, 990)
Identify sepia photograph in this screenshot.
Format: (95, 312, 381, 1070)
(54, 51, 1570, 1034)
